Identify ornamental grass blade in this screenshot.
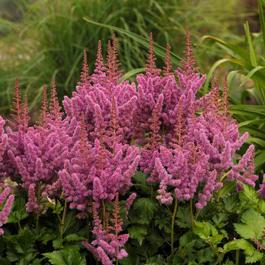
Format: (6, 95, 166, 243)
(258, 0, 265, 52)
(244, 21, 258, 67)
(83, 17, 181, 65)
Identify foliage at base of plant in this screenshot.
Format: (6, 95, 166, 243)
(2, 176, 265, 264)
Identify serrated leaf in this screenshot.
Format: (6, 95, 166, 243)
(234, 209, 265, 240)
(64, 234, 84, 242)
(43, 248, 86, 265)
(128, 225, 148, 245)
(224, 239, 263, 264)
(193, 221, 218, 239)
(53, 238, 63, 249)
(193, 221, 223, 246)
(130, 198, 157, 225)
(8, 197, 28, 223)
(239, 185, 265, 214)
(43, 252, 65, 265)
(240, 184, 259, 204)
(176, 206, 192, 228)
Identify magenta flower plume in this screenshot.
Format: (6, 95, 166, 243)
(63, 39, 137, 145)
(0, 187, 14, 236)
(59, 119, 140, 213)
(136, 32, 258, 209)
(0, 117, 8, 178)
(83, 198, 129, 265)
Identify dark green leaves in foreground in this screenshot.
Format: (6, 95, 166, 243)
(43, 248, 86, 265)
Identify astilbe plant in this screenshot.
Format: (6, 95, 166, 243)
(59, 117, 140, 214)
(0, 32, 260, 264)
(7, 82, 80, 213)
(63, 39, 137, 144)
(135, 32, 257, 210)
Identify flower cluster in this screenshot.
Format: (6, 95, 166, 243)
(83, 197, 129, 265)
(0, 187, 14, 236)
(59, 120, 140, 213)
(137, 33, 257, 209)
(0, 33, 258, 264)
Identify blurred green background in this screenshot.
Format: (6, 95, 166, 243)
(0, 0, 257, 112)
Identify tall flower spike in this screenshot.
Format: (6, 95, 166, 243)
(106, 37, 121, 84)
(181, 31, 196, 74)
(163, 44, 173, 76)
(171, 96, 184, 146)
(50, 79, 61, 121)
(107, 40, 114, 81)
(150, 94, 164, 149)
(21, 96, 29, 129)
(80, 48, 89, 85)
(145, 32, 159, 75)
(110, 96, 119, 144)
(40, 84, 48, 126)
(111, 193, 122, 235)
(92, 40, 107, 84)
(207, 77, 221, 112)
(79, 115, 89, 154)
(11, 79, 22, 127)
(111, 35, 121, 82)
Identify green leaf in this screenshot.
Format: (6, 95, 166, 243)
(255, 150, 265, 168)
(128, 225, 148, 245)
(193, 221, 223, 245)
(204, 58, 238, 91)
(8, 197, 28, 224)
(130, 198, 157, 225)
(43, 252, 65, 265)
(132, 171, 150, 193)
(239, 184, 265, 213)
(176, 206, 192, 228)
(53, 238, 63, 249)
(244, 21, 257, 67)
(145, 255, 167, 265)
(83, 18, 181, 64)
(234, 209, 265, 239)
(121, 68, 145, 82)
(193, 221, 218, 239)
(258, 0, 265, 51)
(64, 234, 84, 242)
(224, 239, 263, 263)
(239, 66, 265, 89)
(43, 248, 86, 265)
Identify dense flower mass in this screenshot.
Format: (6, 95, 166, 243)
(0, 187, 14, 236)
(0, 33, 258, 264)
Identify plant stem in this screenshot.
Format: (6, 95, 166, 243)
(236, 249, 240, 265)
(195, 207, 202, 220)
(190, 200, 194, 229)
(60, 200, 67, 238)
(171, 197, 178, 256)
(36, 214, 39, 232)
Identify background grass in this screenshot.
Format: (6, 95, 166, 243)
(0, 0, 250, 114)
